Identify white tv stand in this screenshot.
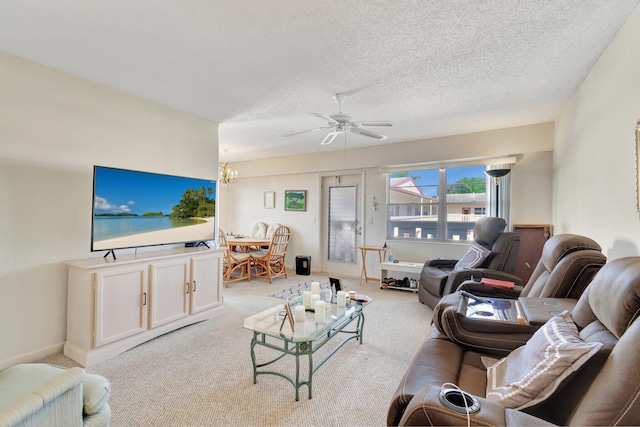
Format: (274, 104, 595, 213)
(64, 247, 224, 367)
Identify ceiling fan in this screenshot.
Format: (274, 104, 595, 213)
(282, 93, 396, 145)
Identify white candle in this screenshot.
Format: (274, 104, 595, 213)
(303, 291, 312, 308)
(337, 291, 347, 307)
(311, 281, 321, 294)
(311, 294, 320, 307)
(294, 305, 305, 322)
(315, 301, 326, 323)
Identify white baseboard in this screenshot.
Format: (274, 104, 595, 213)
(0, 342, 65, 371)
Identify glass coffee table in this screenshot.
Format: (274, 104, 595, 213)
(243, 295, 371, 400)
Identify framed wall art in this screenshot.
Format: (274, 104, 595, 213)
(264, 191, 275, 209)
(284, 190, 306, 211)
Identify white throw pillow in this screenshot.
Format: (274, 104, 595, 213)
(485, 311, 602, 410)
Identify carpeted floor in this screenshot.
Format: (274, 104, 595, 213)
(271, 279, 332, 300)
(39, 273, 432, 426)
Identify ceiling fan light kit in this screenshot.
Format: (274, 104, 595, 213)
(282, 93, 396, 145)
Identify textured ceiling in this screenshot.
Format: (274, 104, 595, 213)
(1, 1, 638, 162)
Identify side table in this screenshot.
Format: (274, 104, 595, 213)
(357, 246, 386, 285)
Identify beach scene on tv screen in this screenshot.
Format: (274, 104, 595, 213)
(92, 167, 216, 251)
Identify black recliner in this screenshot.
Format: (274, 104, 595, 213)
(418, 217, 520, 308)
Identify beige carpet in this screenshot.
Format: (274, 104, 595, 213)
(40, 274, 432, 426)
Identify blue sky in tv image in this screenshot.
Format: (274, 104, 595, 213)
(92, 166, 216, 243)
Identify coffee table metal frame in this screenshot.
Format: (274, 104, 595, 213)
(244, 296, 370, 401)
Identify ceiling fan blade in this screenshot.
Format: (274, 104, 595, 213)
(320, 131, 340, 145)
(350, 127, 387, 140)
(311, 113, 338, 124)
(354, 121, 397, 128)
(281, 126, 331, 138)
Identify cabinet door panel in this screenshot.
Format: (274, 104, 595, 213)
(149, 259, 190, 328)
(95, 265, 147, 347)
(191, 253, 223, 313)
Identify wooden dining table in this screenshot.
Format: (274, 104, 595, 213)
(226, 236, 271, 253)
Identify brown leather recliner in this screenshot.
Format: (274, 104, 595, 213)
(430, 234, 608, 356)
(388, 257, 640, 426)
(419, 217, 521, 308)
(460, 233, 607, 299)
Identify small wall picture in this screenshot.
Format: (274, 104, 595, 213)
(285, 190, 306, 211)
(264, 191, 275, 209)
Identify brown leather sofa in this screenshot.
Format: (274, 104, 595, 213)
(419, 217, 521, 308)
(460, 233, 606, 299)
(388, 257, 640, 426)
(431, 234, 607, 356)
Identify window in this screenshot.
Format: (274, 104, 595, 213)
(387, 165, 490, 242)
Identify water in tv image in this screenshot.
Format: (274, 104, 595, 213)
(92, 166, 216, 251)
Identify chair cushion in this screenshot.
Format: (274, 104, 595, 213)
(454, 242, 491, 270)
(251, 222, 267, 238)
(266, 223, 282, 238)
(484, 310, 602, 410)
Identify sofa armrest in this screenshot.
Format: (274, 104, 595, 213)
(432, 292, 538, 356)
(399, 384, 554, 426)
(0, 365, 84, 427)
(36, 367, 84, 406)
(474, 269, 523, 286)
(82, 373, 111, 416)
(452, 270, 524, 297)
(83, 403, 111, 427)
(457, 280, 523, 299)
(425, 258, 458, 268)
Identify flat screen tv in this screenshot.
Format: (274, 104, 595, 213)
(91, 166, 216, 256)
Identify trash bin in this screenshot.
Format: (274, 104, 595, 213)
(296, 255, 311, 275)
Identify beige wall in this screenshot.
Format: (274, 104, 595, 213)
(0, 52, 219, 369)
(554, 6, 640, 260)
(220, 124, 554, 270)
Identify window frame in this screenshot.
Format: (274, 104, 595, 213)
(386, 165, 503, 243)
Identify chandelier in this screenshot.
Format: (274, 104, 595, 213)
(219, 161, 238, 185)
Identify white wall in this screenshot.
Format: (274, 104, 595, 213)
(554, 6, 640, 260)
(510, 151, 554, 227)
(0, 52, 218, 368)
(219, 172, 322, 269)
(220, 124, 555, 271)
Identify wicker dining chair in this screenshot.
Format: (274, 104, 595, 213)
(250, 225, 291, 283)
(219, 228, 251, 287)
